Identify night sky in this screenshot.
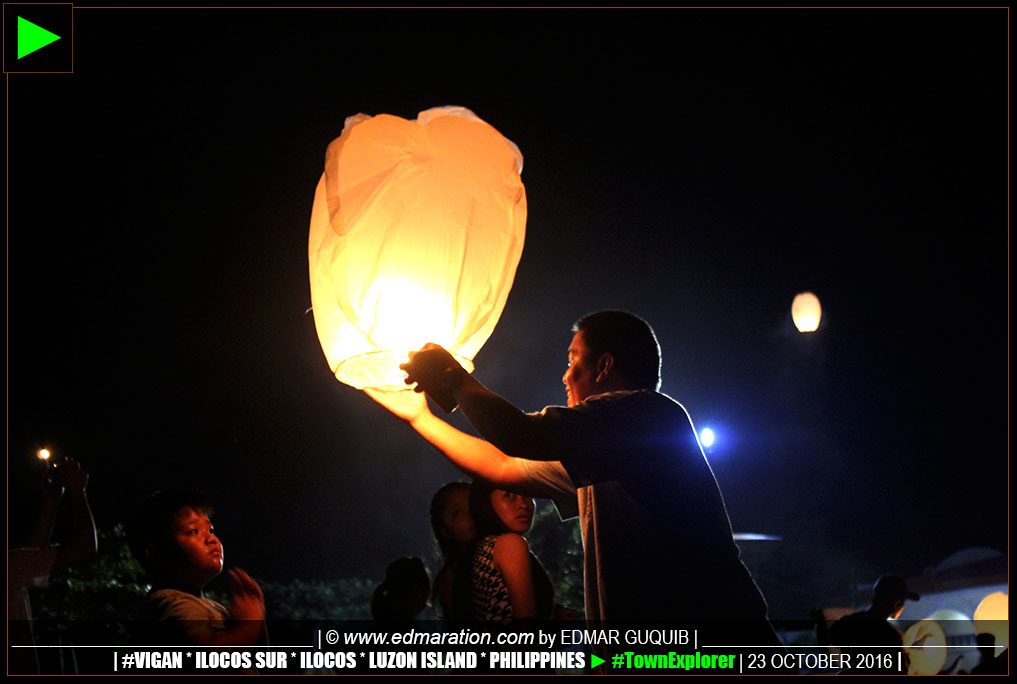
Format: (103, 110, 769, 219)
(8, 9, 1006, 619)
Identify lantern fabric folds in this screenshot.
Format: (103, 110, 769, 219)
(309, 107, 527, 389)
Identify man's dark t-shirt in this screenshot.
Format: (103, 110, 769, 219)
(517, 390, 770, 630)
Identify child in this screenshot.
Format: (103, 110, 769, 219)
(428, 482, 476, 620)
(127, 490, 266, 647)
(461, 480, 553, 624)
(371, 557, 430, 624)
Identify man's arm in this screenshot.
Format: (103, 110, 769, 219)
(364, 388, 556, 497)
(52, 459, 98, 570)
(452, 374, 561, 462)
(397, 343, 564, 462)
(26, 458, 97, 569)
(26, 485, 61, 549)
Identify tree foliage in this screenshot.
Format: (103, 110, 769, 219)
(526, 502, 585, 616)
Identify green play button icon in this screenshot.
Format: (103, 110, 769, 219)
(17, 16, 61, 59)
(590, 654, 606, 669)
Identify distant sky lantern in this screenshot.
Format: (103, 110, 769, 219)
(791, 291, 822, 332)
(308, 107, 526, 389)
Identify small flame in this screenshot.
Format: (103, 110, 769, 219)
(37, 448, 51, 461)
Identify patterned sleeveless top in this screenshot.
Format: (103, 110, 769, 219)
(469, 535, 513, 623)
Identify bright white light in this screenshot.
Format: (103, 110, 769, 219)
(700, 428, 715, 448)
(362, 277, 456, 354)
(37, 448, 51, 461)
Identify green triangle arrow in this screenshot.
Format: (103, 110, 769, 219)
(18, 17, 61, 59)
(590, 654, 606, 669)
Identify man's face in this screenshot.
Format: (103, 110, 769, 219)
(563, 331, 599, 407)
(164, 507, 224, 584)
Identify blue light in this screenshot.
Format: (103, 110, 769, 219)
(700, 427, 715, 448)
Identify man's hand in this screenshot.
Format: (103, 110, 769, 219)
(365, 387, 432, 425)
(399, 343, 467, 413)
(56, 457, 89, 494)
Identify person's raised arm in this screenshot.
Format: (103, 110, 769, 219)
(364, 388, 551, 497)
(54, 460, 98, 569)
(396, 344, 561, 461)
(453, 374, 559, 461)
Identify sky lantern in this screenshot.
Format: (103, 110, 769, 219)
(308, 107, 526, 389)
(973, 591, 1008, 656)
(791, 291, 822, 332)
(903, 618, 948, 675)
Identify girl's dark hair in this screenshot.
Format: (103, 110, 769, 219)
(429, 482, 472, 564)
(430, 482, 473, 620)
(468, 479, 513, 538)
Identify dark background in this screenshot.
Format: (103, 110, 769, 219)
(8, 9, 1006, 618)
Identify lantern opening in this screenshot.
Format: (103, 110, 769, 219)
(334, 276, 474, 388)
(335, 351, 474, 391)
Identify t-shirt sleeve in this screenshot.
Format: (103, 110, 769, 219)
(146, 590, 228, 645)
(515, 458, 580, 520)
(531, 398, 632, 488)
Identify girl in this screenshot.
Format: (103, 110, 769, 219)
(462, 480, 553, 624)
(429, 482, 476, 620)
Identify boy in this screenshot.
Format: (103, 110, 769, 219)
(127, 490, 266, 647)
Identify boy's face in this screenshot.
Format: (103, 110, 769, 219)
(160, 507, 224, 586)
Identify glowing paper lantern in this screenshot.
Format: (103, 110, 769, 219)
(308, 107, 526, 389)
(974, 591, 1008, 656)
(791, 292, 822, 332)
(903, 618, 948, 675)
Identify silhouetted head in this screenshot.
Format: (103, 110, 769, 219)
(872, 575, 919, 618)
(372, 557, 430, 622)
(564, 310, 661, 405)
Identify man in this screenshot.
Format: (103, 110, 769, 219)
(828, 575, 919, 674)
(368, 310, 773, 638)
